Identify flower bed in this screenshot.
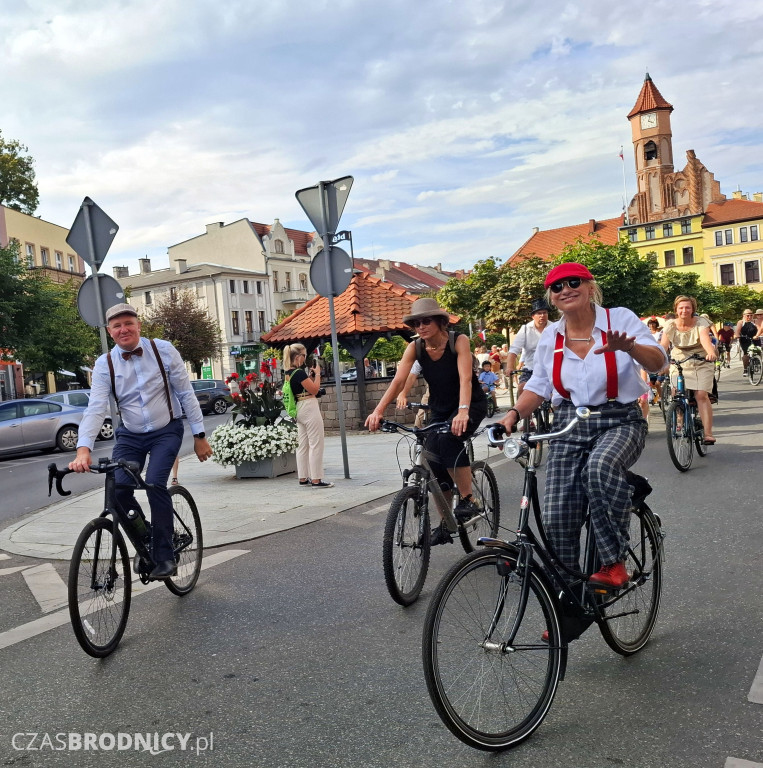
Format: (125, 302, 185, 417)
(210, 421, 298, 466)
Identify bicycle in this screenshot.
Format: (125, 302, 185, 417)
(748, 343, 763, 385)
(421, 406, 664, 751)
(380, 407, 500, 606)
(47, 458, 203, 657)
(664, 354, 709, 472)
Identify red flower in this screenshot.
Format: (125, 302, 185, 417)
(230, 372, 239, 380)
(246, 373, 255, 382)
(270, 359, 277, 368)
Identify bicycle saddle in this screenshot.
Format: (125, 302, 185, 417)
(626, 471, 652, 505)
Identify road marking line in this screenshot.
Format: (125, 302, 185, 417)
(0, 566, 29, 576)
(0, 549, 249, 652)
(748, 654, 763, 704)
(725, 758, 763, 768)
(22, 564, 69, 613)
(0, 554, 11, 561)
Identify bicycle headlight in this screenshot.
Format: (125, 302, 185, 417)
(503, 439, 527, 460)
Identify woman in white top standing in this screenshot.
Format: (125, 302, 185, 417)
(499, 263, 667, 592)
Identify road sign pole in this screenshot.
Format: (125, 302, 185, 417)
(319, 182, 351, 479)
(82, 201, 119, 429)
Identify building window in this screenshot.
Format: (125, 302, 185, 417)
(256, 280, 262, 295)
(720, 264, 735, 285)
(25, 243, 35, 265)
(715, 231, 723, 247)
(285, 272, 291, 290)
(273, 271, 279, 291)
(740, 227, 748, 243)
(645, 225, 655, 240)
(664, 250, 676, 268)
(681, 219, 692, 234)
(628, 228, 638, 243)
(745, 261, 760, 283)
(751, 225, 759, 241)
(245, 311, 253, 333)
(242, 280, 250, 294)
(40, 247, 49, 266)
(663, 223, 673, 237)
(644, 141, 658, 161)
(682, 247, 694, 265)
(274, 239, 284, 254)
(55, 251, 62, 269)
(258, 311, 266, 331)
(169, 286, 177, 301)
(229, 279, 236, 293)
(68, 255, 75, 272)
(231, 311, 240, 335)
(299, 273, 308, 291)
(145, 291, 153, 305)
(725, 229, 733, 245)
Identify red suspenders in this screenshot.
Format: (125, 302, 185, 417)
(552, 308, 618, 402)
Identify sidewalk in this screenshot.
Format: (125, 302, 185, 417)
(0, 391, 511, 561)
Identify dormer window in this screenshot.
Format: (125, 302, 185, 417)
(644, 141, 658, 162)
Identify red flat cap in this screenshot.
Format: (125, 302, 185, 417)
(544, 262, 594, 288)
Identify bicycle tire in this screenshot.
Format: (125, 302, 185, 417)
(68, 518, 131, 658)
(693, 406, 708, 458)
(529, 409, 545, 468)
(422, 549, 563, 751)
(665, 400, 693, 471)
(458, 461, 500, 552)
(750, 355, 763, 386)
(597, 506, 663, 655)
(486, 398, 496, 418)
(382, 486, 430, 606)
(165, 485, 203, 596)
(659, 379, 670, 423)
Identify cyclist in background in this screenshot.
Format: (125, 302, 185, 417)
(735, 309, 758, 377)
(717, 322, 734, 368)
(505, 298, 550, 396)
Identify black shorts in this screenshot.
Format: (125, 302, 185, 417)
(740, 337, 760, 353)
(426, 400, 488, 485)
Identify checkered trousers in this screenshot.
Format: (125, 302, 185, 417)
(542, 401, 647, 573)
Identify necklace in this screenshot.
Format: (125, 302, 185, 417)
(569, 336, 594, 343)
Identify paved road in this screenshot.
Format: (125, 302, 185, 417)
(0, 371, 761, 766)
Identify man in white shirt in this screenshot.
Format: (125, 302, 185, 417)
(69, 304, 212, 579)
(506, 298, 550, 395)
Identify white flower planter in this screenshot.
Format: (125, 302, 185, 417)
(234, 451, 297, 479)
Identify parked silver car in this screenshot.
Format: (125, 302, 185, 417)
(0, 399, 85, 456)
(41, 389, 114, 440)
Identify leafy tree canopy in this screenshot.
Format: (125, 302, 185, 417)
(143, 289, 222, 377)
(0, 131, 39, 215)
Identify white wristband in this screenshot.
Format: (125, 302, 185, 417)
(458, 404, 469, 410)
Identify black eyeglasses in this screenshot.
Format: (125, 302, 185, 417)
(410, 317, 434, 328)
(549, 277, 584, 294)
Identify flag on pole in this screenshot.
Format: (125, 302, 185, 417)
(618, 146, 624, 161)
(478, 329, 487, 341)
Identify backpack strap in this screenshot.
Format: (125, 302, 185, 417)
(149, 338, 175, 420)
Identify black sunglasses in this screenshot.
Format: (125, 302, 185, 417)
(410, 317, 434, 328)
(549, 277, 584, 294)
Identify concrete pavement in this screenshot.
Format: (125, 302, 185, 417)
(0, 391, 510, 561)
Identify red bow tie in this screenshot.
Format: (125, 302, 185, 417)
(122, 347, 143, 360)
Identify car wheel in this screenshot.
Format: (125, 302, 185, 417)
(56, 425, 79, 452)
(97, 419, 114, 441)
(212, 398, 228, 415)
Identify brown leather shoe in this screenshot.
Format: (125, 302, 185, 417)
(588, 561, 629, 590)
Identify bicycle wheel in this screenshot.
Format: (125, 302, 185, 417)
(486, 398, 495, 418)
(598, 506, 663, 655)
(382, 486, 430, 606)
(165, 485, 203, 596)
(529, 409, 545, 468)
(749, 355, 763, 385)
(665, 400, 693, 471)
(693, 406, 708, 458)
(422, 549, 563, 751)
(659, 379, 670, 422)
(713, 361, 722, 382)
(458, 461, 500, 552)
(68, 518, 131, 658)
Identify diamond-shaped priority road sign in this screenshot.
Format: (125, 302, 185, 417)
(66, 197, 119, 270)
(296, 176, 353, 235)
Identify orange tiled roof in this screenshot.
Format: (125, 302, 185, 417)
(702, 198, 763, 227)
(249, 221, 316, 255)
(508, 216, 624, 264)
(353, 258, 447, 294)
(262, 271, 458, 345)
(627, 73, 673, 119)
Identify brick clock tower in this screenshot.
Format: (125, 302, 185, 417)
(625, 73, 724, 225)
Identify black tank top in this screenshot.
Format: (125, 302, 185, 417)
(419, 338, 482, 418)
(741, 321, 757, 339)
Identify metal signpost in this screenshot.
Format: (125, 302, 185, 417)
(67, 197, 120, 428)
(296, 176, 354, 479)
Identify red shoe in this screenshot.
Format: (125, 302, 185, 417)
(541, 630, 549, 643)
(588, 561, 629, 590)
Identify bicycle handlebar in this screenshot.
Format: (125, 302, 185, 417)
(406, 402, 430, 411)
(669, 353, 708, 366)
(380, 418, 451, 436)
(47, 458, 142, 498)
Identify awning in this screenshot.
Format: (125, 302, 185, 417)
(57, 370, 77, 377)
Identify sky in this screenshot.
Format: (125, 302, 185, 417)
(3, 0, 763, 277)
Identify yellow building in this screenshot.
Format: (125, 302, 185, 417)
(0, 204, 85, 284)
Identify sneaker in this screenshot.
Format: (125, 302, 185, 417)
(299, 478, 311, 486)
(311, 480, 334, 488)
(588, 561, 629, 590)
(454, 496, 480, 525)
(429, 523, 453, 546)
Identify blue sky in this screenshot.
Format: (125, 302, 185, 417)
(3, 0, 763, 276)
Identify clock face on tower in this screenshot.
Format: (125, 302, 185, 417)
(640, 112, 657, 129)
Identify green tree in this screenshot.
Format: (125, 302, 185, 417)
(438, 257, 502, 325)
(143, 289, 223, 377)
(0, 131, 39, 215)
(0, 239, 33, 357)
(369, 335, 408, 362)
(481, 257, 551, 331)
